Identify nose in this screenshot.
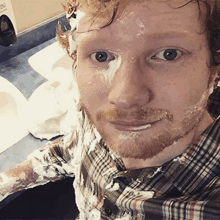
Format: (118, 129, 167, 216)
(108, 58, 152, 109)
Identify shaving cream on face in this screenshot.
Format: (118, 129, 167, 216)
(119, 132, 140, 141)
(68, 10, 86, 55)
(99, 56, 122, 82)
(136, 18, 145, 38)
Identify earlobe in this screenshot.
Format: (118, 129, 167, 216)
(214, 50, 220, 66)
(214, 72, 220, 90)
(69, 35, 78, 55)
(208, 68, 220, 93)
(73, 65, 78, 81)
(207, 75, 220, 119)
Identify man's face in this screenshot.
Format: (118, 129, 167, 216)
(75, 0, 212, 160)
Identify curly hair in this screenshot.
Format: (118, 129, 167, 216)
(56, 0, 220, 68)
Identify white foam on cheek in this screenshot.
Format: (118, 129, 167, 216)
(99, 56, 122, 82)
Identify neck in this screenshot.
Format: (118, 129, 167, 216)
(122, 111, 214, 170)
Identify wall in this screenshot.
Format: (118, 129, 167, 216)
(11, 0, 64, 34)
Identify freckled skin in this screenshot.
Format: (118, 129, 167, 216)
(76, 1, 214, 169)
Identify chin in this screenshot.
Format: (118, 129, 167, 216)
(104, 130, 183, 160)
(98, 112, 204, 160)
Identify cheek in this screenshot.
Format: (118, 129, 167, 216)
(99, 57, 122, 82)
(156, 66, 210, 111)
(76, 63, 98, 94)
(185, 63, 211, 103)
(76, 57, 121, 107)
(76, 67, 110, 109)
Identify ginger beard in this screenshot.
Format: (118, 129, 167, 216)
(79, 89, 210, 160)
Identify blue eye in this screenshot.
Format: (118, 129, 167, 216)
(95, 52, 108, 62)
(152, 49, 182, 61)
(163, 49, 177, 60)
(91, 51, 115, 63)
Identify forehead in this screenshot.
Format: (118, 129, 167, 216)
(76, 0, 205, 46)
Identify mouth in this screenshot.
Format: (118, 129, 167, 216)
(109, 120, 159, 132)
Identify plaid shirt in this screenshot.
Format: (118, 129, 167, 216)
(25, 105, 220, 220)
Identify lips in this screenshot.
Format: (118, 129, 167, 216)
(109, 120, 159, 132)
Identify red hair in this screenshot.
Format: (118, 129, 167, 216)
(56, 0, 220, 68)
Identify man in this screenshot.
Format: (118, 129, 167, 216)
(1, 0, 220, 219)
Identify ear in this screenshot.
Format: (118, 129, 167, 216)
(207, 66, 217, 91)
(213, 50, 220, 66)
(214, 70, 220, 88)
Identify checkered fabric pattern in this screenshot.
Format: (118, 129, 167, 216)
(27, 107, 220, 219)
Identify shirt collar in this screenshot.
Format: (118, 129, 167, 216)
(161, 116, 220, 195)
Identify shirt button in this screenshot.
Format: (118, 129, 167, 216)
(103, 197, 119, 216)
(104, 206, 113, 216)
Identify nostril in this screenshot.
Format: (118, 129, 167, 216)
(108, 87, 151, 109)
(108, 59, 153, 109)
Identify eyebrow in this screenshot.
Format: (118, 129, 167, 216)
(149, 31, 189, 41)
(77, 30, 190, 47)
(77, 34, 107, 47)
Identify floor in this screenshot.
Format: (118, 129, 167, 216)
(0, 39, 79, 219)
